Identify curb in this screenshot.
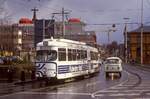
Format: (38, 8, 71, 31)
(128, 63, 150, 70)
(14, 79, 37, 85)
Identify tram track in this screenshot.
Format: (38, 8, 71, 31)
(122, 68, 142, 89)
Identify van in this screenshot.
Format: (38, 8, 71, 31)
(104, 57, 122, 77)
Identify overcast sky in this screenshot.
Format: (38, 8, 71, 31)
(3, 0, 150, 44)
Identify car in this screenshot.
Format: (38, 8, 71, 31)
(0, 58, 4, 64)
(104, 57, 122, 77)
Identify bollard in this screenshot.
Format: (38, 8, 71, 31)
(20, 70, 25, 82)
(31, 70, 35, 81)
(7, 68, 13, 83)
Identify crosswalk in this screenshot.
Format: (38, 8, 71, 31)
(93, 84, 150, 98)
(92, 75, 150, 99)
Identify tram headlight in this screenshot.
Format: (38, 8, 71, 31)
(45, 63, 56, 77)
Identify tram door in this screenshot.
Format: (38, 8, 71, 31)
(87, 50, 92, 73)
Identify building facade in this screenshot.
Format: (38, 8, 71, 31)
(127, 26, 150, 64)
(34, 19, 55, 46)
(0, 25, 14, 56)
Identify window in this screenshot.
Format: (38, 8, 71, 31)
(90, 51, 98, 60)
(105, 59, 119, 64)
(58, 48, 66, 61)
(77, 50, 81, 60)
(36, 50, 57, 62)
(72, 49, 76, 60)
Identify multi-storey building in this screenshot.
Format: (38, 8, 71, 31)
(54, 18, 97, 47)
(54, 18, 85, 37)
(0, 18, 35, 61)
(0, 25, 14, 56)
(127, 26, 150, 64)
(34, 19, 55, 46)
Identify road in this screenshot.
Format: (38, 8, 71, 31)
(0, 64, 150, 99)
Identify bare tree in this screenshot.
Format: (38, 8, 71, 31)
(0, 0, 12, 25)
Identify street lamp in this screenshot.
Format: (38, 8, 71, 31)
(140, 0, 144, 64)
(123, 17, 130, 63)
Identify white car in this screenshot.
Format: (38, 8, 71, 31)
(104, 57, 122, 77)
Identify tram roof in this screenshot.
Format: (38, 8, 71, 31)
(37, 38, 98, 51)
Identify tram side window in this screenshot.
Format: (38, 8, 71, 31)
(72, 49, 76, 60)
(68, 49, 72, 61)
(68, 49, 76, 61)
(83, 50, 87, 59)
(77, 50, 81, 60)
(90, 51, 98, 60)
(58, 48, 66, 61)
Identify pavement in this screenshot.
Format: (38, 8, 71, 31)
(0, 79, 36, 89)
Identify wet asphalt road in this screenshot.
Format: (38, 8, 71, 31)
(1, 64, 150, 99)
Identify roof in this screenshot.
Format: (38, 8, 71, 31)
(68, 18, 81, 23)
(19, 18, 33, 24)
(106, 57, 121, 60)
(129, 26, 150, 33)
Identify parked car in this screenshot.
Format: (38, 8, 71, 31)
(104, 57, 122, 77)
(0, 56, 23, 65)
(0, 57, 4, 64)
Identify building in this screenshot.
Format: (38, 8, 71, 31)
(0, 25, 14, 56)
(54, 18, 86, 37)
(34, 19, 55, 46)
(0, 17, 35, 62)
(127, 26, 150, 64)
(54, 18, 97, 47)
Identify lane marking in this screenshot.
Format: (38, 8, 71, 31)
(95, 93, 140, 97)
(86, 81, 103, 87)
(23, 91, 91, 96)
(96, 89, 150, 93)
(91, 70, 130, 97)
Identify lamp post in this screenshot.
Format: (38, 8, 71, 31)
(123, 17, 130, 63)
(140, 0, 144, 64)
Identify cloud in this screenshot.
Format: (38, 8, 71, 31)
(5, 0, 150, 44)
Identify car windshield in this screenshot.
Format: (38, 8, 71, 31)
(36, 50, 57, 62)
(105, 59, 119, 64)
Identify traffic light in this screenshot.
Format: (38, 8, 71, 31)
(112, 24, 116, 28)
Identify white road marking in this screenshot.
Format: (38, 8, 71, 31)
(145, 93, 150, 95)
(95, 93, 140, 97)
(97, 89, 150, 93)
(91, 70, 130, 97)
(23, 91, 91, 96)
(86, 81, 103, 87)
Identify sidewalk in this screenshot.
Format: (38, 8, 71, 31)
(0, 78, 36, 87)
(128, 63, 150, 70)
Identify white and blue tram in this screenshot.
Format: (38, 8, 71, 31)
(35, 38, 100, 80)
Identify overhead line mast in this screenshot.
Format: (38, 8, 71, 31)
(52, 8, 70, 37)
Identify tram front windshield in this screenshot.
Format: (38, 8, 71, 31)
(36, 50, 57, 62)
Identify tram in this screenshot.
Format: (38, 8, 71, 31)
(35, 38, 100, 80)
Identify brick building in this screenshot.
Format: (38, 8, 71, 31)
(127, 26, 150, 64)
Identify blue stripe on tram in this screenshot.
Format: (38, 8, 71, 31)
(58, 65, 69, 74)
(58, 64, 90, 74)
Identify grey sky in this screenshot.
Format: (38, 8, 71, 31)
(4, 0, 150, 44)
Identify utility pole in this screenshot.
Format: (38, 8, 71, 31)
(124, 17, 130, 63)
(141, 0, 144, 64)
(107, 30, 111, 44)
(31, 7, 38, 22)
(52, 8, 70, 37)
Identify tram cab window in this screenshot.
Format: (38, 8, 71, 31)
(36, 50, 57, 62)
(58, 48, 66, 61)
